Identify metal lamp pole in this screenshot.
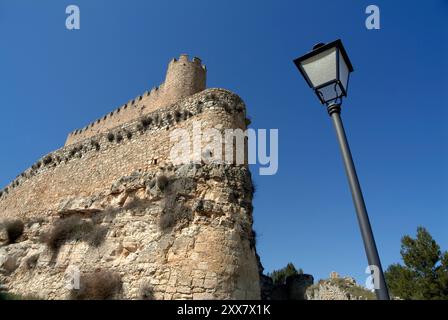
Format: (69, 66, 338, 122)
(293, 39, 390, 299)
(327, 103, 390, 300)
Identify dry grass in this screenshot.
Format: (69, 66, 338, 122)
(2, 219, 25, 244)
(70, 271, 122, 300)
(87, 226, 108, 247)
(159, 196, 192, 231)
(156, 175, 169, 191)
(42, 216, 107, 251)
(140, 283, 155, 300)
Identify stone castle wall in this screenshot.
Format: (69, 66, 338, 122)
(0, 89, 244, 218)
(0, 78, 260, 299)
(65, 54, 206, 146)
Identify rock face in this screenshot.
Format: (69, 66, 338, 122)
(0, 164, 260, 299)
(306, 273, 376, 300)
(0, 56, 260, 299)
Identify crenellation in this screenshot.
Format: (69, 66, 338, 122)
(65, 55, 206, 146)
(178, 53, 189, 62)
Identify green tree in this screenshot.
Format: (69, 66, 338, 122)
(268, 262, 303, 285)
(385, 227, 448, 300)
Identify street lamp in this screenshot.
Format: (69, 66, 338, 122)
(293, 39, 390, 300)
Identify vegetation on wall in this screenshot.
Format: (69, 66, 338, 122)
(91, 140, 100, 151)
(156, 175, 169, 191)
(140, 116, 152, 130)
(41, 215, 107, 251)
(70, 270, 122, 300)
(155, 175, 194, 231)
(140, 283, 155, 300)
(1, 219, 25, 244)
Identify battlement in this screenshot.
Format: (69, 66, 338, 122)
(65, 54, 206, 146)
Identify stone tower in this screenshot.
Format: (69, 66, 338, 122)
(163, 54, 206, 106)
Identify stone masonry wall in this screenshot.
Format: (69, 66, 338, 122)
(0, 88, 244, 218)
(0, 88, 260, 299)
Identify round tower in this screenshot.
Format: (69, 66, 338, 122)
(163, 54, 206, 103)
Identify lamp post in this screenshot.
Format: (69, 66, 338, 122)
(293, 39, 390, 300)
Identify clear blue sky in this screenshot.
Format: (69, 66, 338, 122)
(0, 0, 446, 285)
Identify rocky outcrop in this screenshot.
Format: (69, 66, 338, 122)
(306, 272, 376, 300)
(0, 163, 260, 299)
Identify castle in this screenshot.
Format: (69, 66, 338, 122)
(0, 55, 260, 299)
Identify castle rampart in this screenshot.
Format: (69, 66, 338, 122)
(0, 89, 246, 217)
(64, 54, 206, 146)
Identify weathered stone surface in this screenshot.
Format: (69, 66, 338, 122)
(0, 163, 259, 300)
